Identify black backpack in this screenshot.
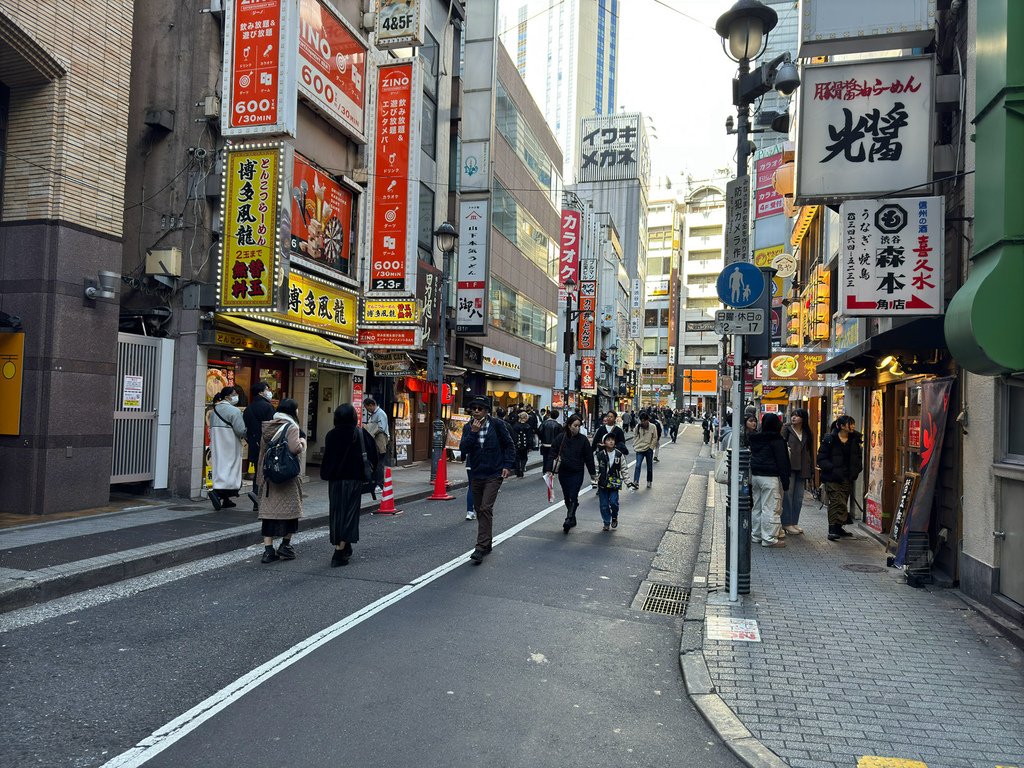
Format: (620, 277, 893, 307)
(263, 423, 301, 484)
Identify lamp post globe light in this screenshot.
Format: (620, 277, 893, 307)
(431, 221, 458, 481)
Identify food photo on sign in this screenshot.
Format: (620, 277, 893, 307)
(290, 154, 354, 275)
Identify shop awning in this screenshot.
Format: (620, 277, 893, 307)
(218, 315, 365, 371)
(817, 317, 946, 375)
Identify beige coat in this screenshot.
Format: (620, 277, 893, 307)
(255, 415, 306, 520)
(633, 423, 659, 453)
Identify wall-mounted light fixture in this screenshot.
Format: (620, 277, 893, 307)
(84, 270, 121, 301)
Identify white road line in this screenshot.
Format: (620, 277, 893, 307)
(99, 492, 579, 768)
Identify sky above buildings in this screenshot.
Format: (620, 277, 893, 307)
(616, 0, 745, 193)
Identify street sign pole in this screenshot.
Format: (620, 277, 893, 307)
(729, 334, 742, 603)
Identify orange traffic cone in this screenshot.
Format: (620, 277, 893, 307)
(374, 467, 402, 515)
(428, 451, 455, 501)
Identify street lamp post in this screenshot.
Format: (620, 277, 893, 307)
(715, 0, 798, 603)
(431, 222, 458, 482)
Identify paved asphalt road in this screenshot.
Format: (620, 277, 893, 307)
(3, 429, 741, 768)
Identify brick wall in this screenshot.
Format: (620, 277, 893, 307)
(1, 1, 134, 237)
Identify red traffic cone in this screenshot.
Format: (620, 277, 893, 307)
(428, 451, 455, 501)
(374, 467, 402, 515)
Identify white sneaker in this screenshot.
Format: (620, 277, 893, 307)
(783, 525, 803, 535)
(466, 512, 476, 520)
(646, 482, 652, 489)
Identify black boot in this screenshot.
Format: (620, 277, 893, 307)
(563, 502, 575, 533)
(827, 524, 841, 541)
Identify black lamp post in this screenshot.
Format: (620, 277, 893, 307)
(430, 222, 458, 481)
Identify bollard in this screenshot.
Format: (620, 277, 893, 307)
(724, 447, 752, 595)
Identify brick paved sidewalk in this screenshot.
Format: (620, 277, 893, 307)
(703, 484, 1024, 768)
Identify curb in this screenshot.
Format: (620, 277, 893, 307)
(677, 470, 789, 768)
(0, 482, 466, 614)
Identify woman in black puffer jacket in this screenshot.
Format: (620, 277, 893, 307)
(545, 413, 597, 534)
(748, 412, 791, 548)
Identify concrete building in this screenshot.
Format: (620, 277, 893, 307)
(640, 198, 681, 408)
(497, 0, 619, 182)
(457, 3, 563, 415)
(0, 2, 135, 514)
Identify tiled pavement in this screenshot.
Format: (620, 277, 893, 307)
(701, 472, 1024, 768)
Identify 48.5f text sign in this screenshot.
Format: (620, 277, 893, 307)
(715, 309, 765, 335)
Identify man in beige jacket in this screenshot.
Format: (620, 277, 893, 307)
(629, 412, 659, 490)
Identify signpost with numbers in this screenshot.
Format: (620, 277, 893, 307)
(716, 263, 765, 603)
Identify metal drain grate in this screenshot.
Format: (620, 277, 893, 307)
(641, 584, 690, 615)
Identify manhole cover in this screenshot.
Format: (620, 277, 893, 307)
(640, 583, 689, 615)
(842, 563, 885, 573)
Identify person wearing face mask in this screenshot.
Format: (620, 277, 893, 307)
(243, 381, 277, 510)
(208, 385, 247, 510)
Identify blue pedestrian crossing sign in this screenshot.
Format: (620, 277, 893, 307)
(716, 263, 765, 308)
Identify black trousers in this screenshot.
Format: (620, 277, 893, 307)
(328, 479, 362, 545)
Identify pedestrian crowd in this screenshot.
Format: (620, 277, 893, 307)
(206, 384, 691, 568)
(713, 405, 863, 548)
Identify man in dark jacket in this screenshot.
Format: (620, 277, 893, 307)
(816, 415, 864, 540)
(539, 408, 562, 460)
(590, 411, 628, 455)
(460, 396, 515, 564)
(749, 413, 791, 548)
(243, 381, 276, 510)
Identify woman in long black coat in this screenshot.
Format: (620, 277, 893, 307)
(545, 413, 597, 534)
(319, 404, 379, 567)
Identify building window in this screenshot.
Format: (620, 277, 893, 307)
(689, 297, 720, 310)
(644, 309, 659, 327)
(495, 81, 561, 206)
(689, 225, 722, 238)
(418, 183, 435, 253)
(686, 345, 718, 358)
(1005, 380, 1024, 462)
(421, 93, 437, 159)
(688, 249, 720, 261)
(489, 276, 557, 350)
(643, 337, 658, 355)
(492, 181, 557, 280)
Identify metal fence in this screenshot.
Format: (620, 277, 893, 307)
(111, 333, 173, 486)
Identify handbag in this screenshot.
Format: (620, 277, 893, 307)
(551, 437, 565, 474)
(352, 428, 378, 499)
(714, 449, 730, 485)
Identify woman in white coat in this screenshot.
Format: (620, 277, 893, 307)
(208, 386, 247, 509)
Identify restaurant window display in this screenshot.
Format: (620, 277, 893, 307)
(393, 391, 413, 463)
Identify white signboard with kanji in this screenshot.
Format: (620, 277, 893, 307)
(577, 113, 650, 187)
(840, 196, 943, 316)
(796, 56, 934, 203)
(455, 199, 489, 335)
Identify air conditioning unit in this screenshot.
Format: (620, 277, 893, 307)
(146, 247, 182, 277)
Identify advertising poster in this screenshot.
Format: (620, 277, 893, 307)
(558, 209, 582, 300)
(220, 145, 282, 309)
(290, 153, 354, 276)
(370, 61, 418, 291)
(840, 196, 944, 316)
(298, 0, 366, 138)
(766, 351, 827, 383)
(222, 0, 295, 136)
(362, 299, 418, 323)
(797, 56, 934, 201)
(866, 389, 885, 533)
(455, 199, 489, 335)
(376, 0, 425, 49)
(122, 375, 144, 410)
(284, 270, 357, 338)
(357, 327, 419, 348)
(0, 332, 25, 435)
(577, 281, 597, 350)
(580, 357, 596, 393)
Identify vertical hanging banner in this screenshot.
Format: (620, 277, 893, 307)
(0, 332, 25, 435)
(219, 143, 288, 310)
(370, 61, 420, 291)
(894, 377, 954, 567)
(558, 209, 582, 300)
(577, 280, 597, 350)
(455, 199, 489, 335)
(724, 176, 751, 264)
(754, 146, 785, 219)
(222, 0, 297, 137)
(629, 278, 643, 339)
(290, 153, 355, 276)
(298, 0, 367, 141)
(580, 357, 597, 393)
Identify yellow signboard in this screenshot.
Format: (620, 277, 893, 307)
(0, 332, 25, 435)
(214, 330, 271, 354)
(754, 245, 784, 267)
(219, 146, 281, 309)
(362, 299, 419, 324)
(284, 271, 358, 339)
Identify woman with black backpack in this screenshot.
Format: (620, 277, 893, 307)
(319, 404, 379, 567)
(255, 399, 306, 564)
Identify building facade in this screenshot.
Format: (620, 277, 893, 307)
(497, 0, 619, 182)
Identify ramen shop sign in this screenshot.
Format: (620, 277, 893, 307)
(767, 351, 827, 382)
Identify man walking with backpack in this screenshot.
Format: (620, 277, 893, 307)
(459, 396, 515, 564)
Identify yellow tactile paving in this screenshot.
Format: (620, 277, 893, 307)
(857, 759, 928, 768)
